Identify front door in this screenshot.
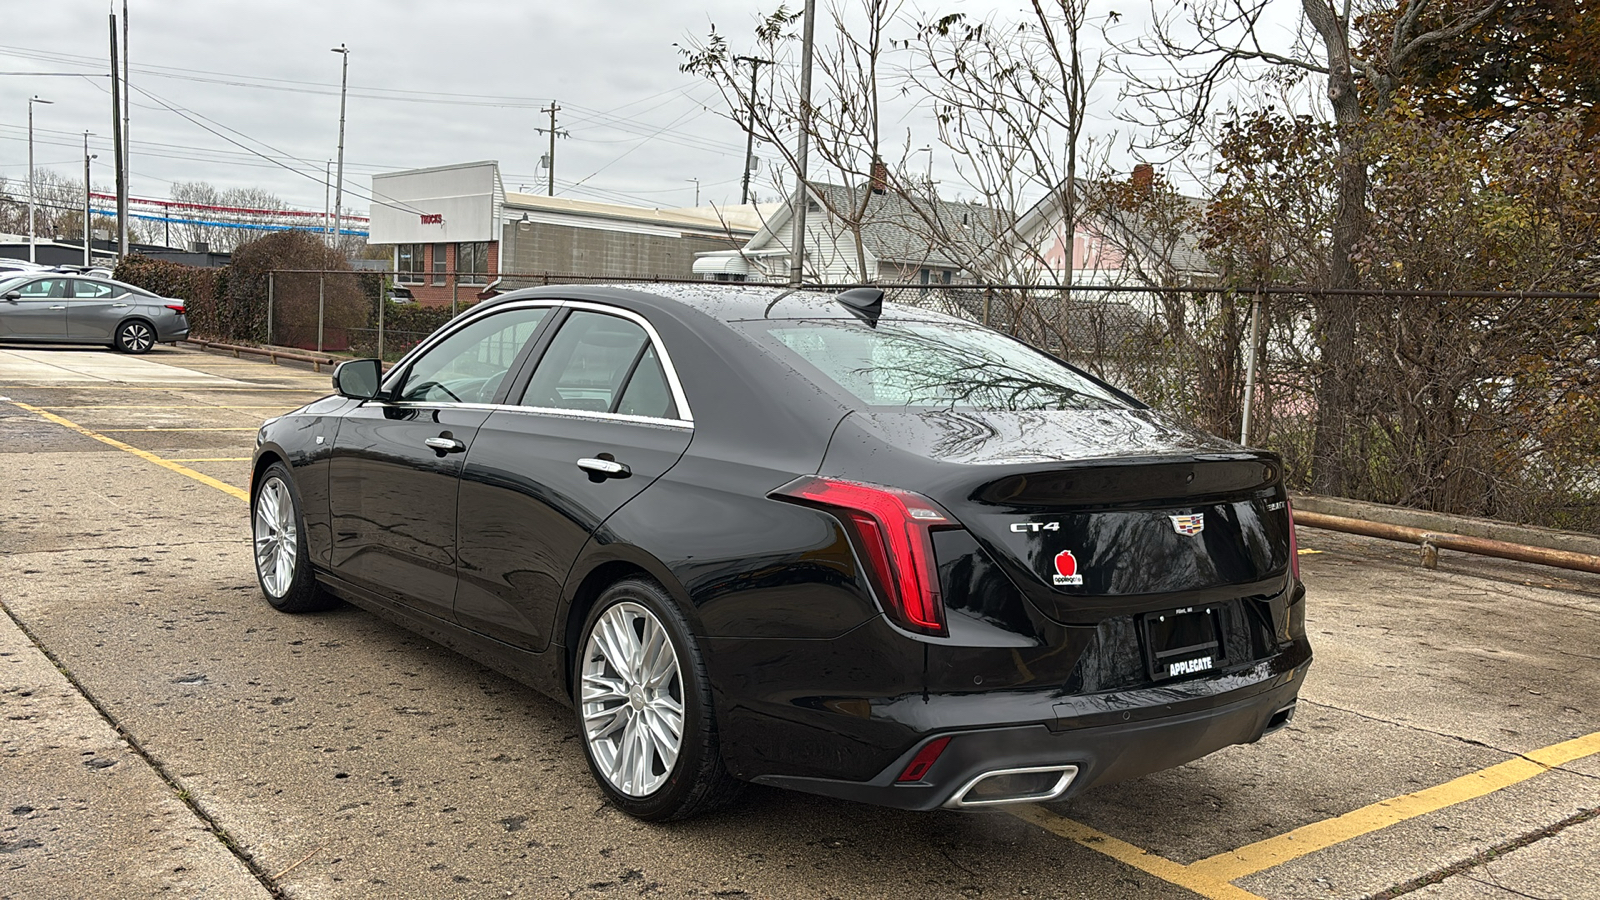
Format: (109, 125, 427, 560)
(328, 305, 553, 621)
(455, 308, 693, 651)
(0, 278, 70, 340)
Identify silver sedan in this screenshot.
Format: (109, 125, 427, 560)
(0, 274, 190, 354)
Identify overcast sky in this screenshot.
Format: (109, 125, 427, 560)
(1, 1, 1313, 225)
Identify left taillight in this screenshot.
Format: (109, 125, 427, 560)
(165, 304, 186, 315)
(771, 475, 953, 636)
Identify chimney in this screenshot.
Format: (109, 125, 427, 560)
(1132, 163, 1154, 194)
(870, 157, 889, 195)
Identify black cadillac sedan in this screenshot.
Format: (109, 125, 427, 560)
(250, 283, 1310, 821)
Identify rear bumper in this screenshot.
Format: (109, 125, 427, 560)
(748, 641, 1310, 811)
(159, 320, 190, 342)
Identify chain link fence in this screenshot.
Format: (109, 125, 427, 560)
(255, 271, 1598, 533)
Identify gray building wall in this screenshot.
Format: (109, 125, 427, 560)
(500, 221, 742, 280)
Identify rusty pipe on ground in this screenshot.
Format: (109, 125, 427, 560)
(1292, 510, 1600, 575)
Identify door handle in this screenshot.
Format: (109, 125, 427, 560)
(424, 436, 466, 454)
(111, 303, 129, 308)
(577, 457, 630, 479)
(49, 305, 66, 310)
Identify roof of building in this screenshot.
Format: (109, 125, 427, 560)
(745, 183, 1002, 269)
(503, 192, 779, 237)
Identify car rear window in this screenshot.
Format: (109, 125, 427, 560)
(740, 319, 1131, 411)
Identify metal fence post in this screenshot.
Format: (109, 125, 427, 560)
(266, 271, 274, 346)
(1239, 288, 1264, 445)
(451, 274, 459, 318)
(983, 287, 992, 327)
(317, 273, 326, 354)
(377, 280, 385, 361)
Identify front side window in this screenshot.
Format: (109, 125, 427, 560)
(14, 279, 70, 299)
(396, 244, 424, 284)
(519, 311, 676, 418)
(741, 319, 1130, 411)
(395, 307, 549, 404)
(459, 241, 489, 285)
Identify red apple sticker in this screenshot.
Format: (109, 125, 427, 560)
(1053, 550, 1083, 586)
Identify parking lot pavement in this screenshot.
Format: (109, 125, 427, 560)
(3, 343, 1598, 899)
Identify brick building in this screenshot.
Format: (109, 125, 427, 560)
(368, 161, 768, 306)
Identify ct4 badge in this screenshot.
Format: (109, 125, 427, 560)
(1052, 550, 1083, 586)
(1169, 513, 1205, 536)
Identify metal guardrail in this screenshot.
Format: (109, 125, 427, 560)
(1294, 509, 1600, 575)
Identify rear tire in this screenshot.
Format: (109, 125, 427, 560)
(574, 577, 741, 821)
(251, 462, 337, 613)
(114, 320, 155, 354)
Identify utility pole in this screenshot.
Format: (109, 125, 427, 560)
(27, 96, 52, 264)
(538, 102, 564, 196)
(685, 178, 700, 206)
(788, 0, 818, 286)
(83, 132, 95, 266)
(330, 44, 350, 255)
(122, 0, 129, 224)
(734, 56, 770, 205)
(109, 13, 127, 258)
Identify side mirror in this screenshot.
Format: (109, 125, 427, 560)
(333, 358, 383, 400)
(3, 291, 19, 301)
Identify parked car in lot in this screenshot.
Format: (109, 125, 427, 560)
(0, 273, 189, 353)
(249, 284, 1311, 821)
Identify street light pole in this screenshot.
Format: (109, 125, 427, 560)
(27, 96, 53, 264)
(84, 131, 97, 266)
(330, 44, 349, 254)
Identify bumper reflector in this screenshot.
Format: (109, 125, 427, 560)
(896, 736, 952, 783)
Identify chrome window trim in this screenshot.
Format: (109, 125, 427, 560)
(379, 400, 692, 431)
(381, 298, 694, 425)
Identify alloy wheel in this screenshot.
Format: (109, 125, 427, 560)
(120, 322, 154, 353)
(253, 476, 298, 597)
(580, 601, 685, 797)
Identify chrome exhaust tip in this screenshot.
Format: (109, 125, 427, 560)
(943, 765, 1079, 809)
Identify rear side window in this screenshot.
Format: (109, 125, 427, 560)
(73, 281, 116, 299)
(741, 319, 1129, 411)
(519, 311, 678, 419)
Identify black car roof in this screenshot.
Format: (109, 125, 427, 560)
(478, 282, 967, 327)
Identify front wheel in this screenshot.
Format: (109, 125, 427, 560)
(114, 320, 156, 354)
(575, 578, 741, 821)
(251, 463, 336, 613)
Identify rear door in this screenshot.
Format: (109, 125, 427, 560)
(67, 279, 128, 342)
(453, 305, 694, 651)
(0, 278, 70, 340)
(327, 305, 553, 621)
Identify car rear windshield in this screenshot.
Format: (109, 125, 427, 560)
(739, 318, 1132, 411)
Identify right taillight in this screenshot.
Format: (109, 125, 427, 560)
(1287, 498, 1301, 581)
(771, 475, 953, 636)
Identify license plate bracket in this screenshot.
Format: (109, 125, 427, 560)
(1142, 606, 1225, 680)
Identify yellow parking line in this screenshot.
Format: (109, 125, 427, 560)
(0, 385, 323, 392)
(1009, 807, 1268, 900)
(165, 457, 253, 462)
(4, 400, 249, 502)
(39, 405, 298, 410)
(1186, 730, 1600, 881)
(96, 427, 259, 432)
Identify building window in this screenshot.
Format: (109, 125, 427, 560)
(459, 241, 489, 285)
(431, 244, 446, 286)
(396, 244, 424, 284)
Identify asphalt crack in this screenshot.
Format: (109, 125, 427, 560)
(0, 596, 285, 899)
(1362, 804, 1600, 900)
(1300, 698, 1600, 782)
